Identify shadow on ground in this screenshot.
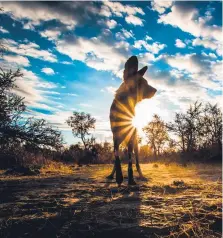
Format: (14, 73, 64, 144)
(0, 164, 222, 238)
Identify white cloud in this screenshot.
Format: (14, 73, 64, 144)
(4, 67, 59, 111)
(204, 10, 212, 22)
(151, 1, 172, 14)
(0, 2, 77, 30)
(41, 67, 55, 75)
(114, 69, 124, 79)
(145, 35, 153, 41)
(106, 19, 117, 29)
(61, 61, 73, 65)
(158, 4, 222, 42)
(139, 52, 155, 63)
(170, 69, 184, 79)
(211, 61, 222, 82)
(99, 5, 112, 17)
(166, 53, 202, 73)
(56, 36, 126, 72)
(134, 40, 166, 54)
(202, 52, 217, 59)
(40, 29, 61, 41)
(37, 82, 57, 89)
(23, 22, 35, 30)
(208, 53, 217, 59)
(175, 39, 186, 48)
(28, 109, 73, 131)
(144, 67, 219, 117)
(14, 69, 43, 104)
(193, 38, 216, 50)
(66, 93, 78, 97)
(103, 1, 145, 18)
(4, 39, 57, 62)
(0, 1, 145, 35)
(164, 53, 222, 90)
(79, 103, 93, 108)
(116, 29, 134, 40)
(125, 15, 143, 26)
(0, 26, 9, 34)
(115, 41, 130, 51)
(39, 90, 60, 95)
(122, 29, 134, 38)
(105, 86, 117, 94)
(191, 72, 221, 90)
(192, 37, 222, 56)
(3, 55, 30, 67)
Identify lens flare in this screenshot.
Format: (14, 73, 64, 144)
(131, 99, 159, 132)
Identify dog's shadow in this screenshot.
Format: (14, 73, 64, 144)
(104, 174, 151, 189)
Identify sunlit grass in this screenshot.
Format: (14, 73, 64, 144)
(0, 162, 221, 237)
(0, 170, 5, 175)
(40, 161, 73, 175)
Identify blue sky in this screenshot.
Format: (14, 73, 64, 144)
(0, 1, 222, 145)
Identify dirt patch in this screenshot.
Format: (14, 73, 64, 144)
(0, 163, 222, 237)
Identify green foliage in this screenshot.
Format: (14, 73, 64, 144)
(143, 114, 169, 157)
(67, 111, 96, 149)
(167, 101, 222, 155)
(0, 68, 63, 150)
(0, 44, 63, 168)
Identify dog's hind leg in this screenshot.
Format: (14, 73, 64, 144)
(128, 140, 136, 185)
(134, 136, 144, 179)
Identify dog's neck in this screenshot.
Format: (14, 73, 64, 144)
(114, 81, 142, 114)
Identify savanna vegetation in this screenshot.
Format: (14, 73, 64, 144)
(1, 37, 222, 171)
(0, 60, 221, 170)
(0, 37, 222, 238)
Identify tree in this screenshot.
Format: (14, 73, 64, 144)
(0, 61, 63, 150)
(67, 111, 96, 149)
(168, 101, 203, 152)
(139, 144, 152, 161)
(168, 101, 222, 156)
(0, 69, 23, 147)
(184, 101, 203, 152)
(143, 114, 169, 157)
(201, 103, 222, 153)
(167, 112, 186, 152)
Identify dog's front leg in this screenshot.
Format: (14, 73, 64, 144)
(106, 163, 115, 179)
(114, 140, 123, 186)
(128, 141, 136, 185)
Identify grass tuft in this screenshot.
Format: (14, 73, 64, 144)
(40, 161, 73, 175)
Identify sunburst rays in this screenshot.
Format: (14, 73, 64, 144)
(111, 96, 137, 145)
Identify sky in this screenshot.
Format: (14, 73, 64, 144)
(0, 1, 222, 145)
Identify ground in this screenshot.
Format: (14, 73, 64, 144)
(0, 163, 222, 238)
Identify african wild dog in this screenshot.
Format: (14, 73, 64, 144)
(107, 56, 157, 186)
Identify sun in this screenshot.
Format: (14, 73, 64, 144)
(132, 116, 143, 130)
(131, 99, 158, 131)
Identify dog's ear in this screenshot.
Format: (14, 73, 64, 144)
(138, 66, 148, 77)
(125, 78, 136, 90)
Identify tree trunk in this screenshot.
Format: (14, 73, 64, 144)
(81, 136, 86, 149)
(182, 135, 185, 153)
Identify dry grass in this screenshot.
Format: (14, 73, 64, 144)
(40, 161, 74, 175)
(0, 162, 221, 238)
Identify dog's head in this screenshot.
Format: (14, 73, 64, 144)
(125, 74, 157, 102)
